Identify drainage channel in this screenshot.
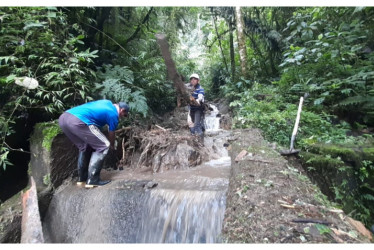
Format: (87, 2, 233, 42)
(42, 105, 232, 243)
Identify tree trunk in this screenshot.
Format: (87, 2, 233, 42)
(229, 16, 236, 81)
(124, 7, 154, 45)
(97, 7, 112, 50)
(235, 7, 249, 78)
(211, 9, 229, 73)
(155, 33, 190, 107)
(113, 7, 120, 34)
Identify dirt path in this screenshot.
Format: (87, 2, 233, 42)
(221, 128, 372, 243)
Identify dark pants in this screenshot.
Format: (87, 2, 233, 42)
(58, 112, 110, 153)
(190, 109, 204, 135)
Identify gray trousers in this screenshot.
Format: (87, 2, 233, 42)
(190, 109, 204, 135)
(58, 112, 110, 153)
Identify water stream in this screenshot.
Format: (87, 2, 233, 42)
(43, 105, 231, 243)
(205, 104, 220, 132)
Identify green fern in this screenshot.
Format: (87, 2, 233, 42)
(362, 193, 374, 201)
(95, 64, 148, 117)
(96, 79, 131, 101)
(337, 96, 365, 107)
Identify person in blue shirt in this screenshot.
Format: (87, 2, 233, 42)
(188, 73, 205, 142)
(58, 100, 129, 188)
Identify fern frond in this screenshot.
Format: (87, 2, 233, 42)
(362, 193, 374, 201)
(337, 96, 365, 107)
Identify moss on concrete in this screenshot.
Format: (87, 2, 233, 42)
(34, 121, 62, 152)
(300, 143, 374, 227)
(305, 143, 374, 168)
(362, 147, 374, 162)
(300, 151, 346, 170)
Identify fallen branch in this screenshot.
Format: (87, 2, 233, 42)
(247, 158, 276, 164)
(115, 126, 132, 133)
(291, 218, 332, 225)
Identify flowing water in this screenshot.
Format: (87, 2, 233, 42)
(43, 105, 231, 243)
(205, 104, 220, 132)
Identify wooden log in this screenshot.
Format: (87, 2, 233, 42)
(21, 176, 44, 243)
(155, 33, 191, 107)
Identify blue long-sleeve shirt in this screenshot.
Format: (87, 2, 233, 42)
(190, 84, 205, 111)
(66, 100, 119, 131)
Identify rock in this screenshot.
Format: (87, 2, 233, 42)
(220, 115, 232, 130)
(346, 217, 373, 241)
(235, 150, 248, 162)
(144, 181, 158, 189)
(215, 99, 230, 114)
(0, 192, 22, 243)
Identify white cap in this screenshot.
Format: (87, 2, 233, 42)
(189, 73, 200, 80)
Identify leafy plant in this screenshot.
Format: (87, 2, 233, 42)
(95, 64, 148, 117)
(0, 7, 97, 171)
(278, 7, 374, 126)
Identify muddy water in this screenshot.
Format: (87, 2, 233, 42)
(43, 106, 231, 243)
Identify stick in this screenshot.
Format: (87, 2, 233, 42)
(115, 126, 132, 133)
(247, 158, 276, 164)
(280, 204, 295, 209)
(277, 200, 290, 204)
(121, 138, 126, 163)
(155, 124, 167, 131)
(291, 218, 332, 225)
(289, 97, 304, 151)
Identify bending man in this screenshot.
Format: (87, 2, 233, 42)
(58, 100, 129, 188)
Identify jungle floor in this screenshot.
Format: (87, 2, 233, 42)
(221, 128, 372, 243)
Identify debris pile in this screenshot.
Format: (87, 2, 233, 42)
(115, 126, 206, 173)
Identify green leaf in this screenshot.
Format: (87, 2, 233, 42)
(314, 224, 331, 235)
(362, 194, 374, 201)
(47, 12, 56, 18)
(6, 74, 16, 83)
(314, 97, 325, 105)
(23, 21, 47, 30)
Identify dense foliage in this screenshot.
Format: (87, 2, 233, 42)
(0, 7, 97, 170)
(219, 7, 374, 226)
(0, 6, 373, 227)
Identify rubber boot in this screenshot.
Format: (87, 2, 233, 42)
(77, 150, 92, 186)
(198, 133, 204, 146)
(85, 151, 111, 188)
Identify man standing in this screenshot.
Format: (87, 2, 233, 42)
(188, 73, 205, 142)
(58, 100, 129, 188)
